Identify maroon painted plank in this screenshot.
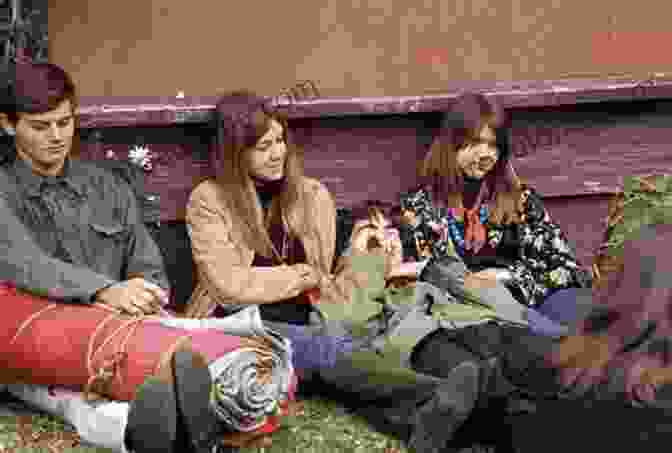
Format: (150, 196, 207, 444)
(543, 195, 612, 266)
(79, 126, 216, 221)
(79, 101, 672, 214)
(76, 77, 672, 127)
(75, 97, 672, 266)
(292, 116, 428, 209)
(510, 103, 672, 197)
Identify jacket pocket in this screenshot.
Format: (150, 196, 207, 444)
(85, 221, 130, 279)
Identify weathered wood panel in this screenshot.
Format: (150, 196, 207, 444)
(76, 77, 672, 127)
(79, 125, 216, 221)
(510, 101, 672, 196)
(76, 98, 672, 267)
(543, 195, 611, 265)
(291, 115, 431, 208)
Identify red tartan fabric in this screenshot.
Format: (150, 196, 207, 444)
(0, 283, 244, 401)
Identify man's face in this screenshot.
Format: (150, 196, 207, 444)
(0, 99, 75, 176)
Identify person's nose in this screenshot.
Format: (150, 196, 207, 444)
(477, 144, 497, 159)
(270, 141, 287, 161)
(47, 123, 64, 142)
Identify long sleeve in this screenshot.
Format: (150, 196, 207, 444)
(186, 184, 313, 305)
(0, 193, 117, 303)
(119, 180, 170, 292)
(503, 189, 591, 306)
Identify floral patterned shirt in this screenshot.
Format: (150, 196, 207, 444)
(399, 185, 592, 307)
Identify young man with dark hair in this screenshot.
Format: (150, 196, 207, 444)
(0, 62, 224, 453)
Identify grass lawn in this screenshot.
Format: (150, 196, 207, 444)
(0, 398, 408, 453)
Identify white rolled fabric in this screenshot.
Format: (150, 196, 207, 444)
(5, 383, 130, 453)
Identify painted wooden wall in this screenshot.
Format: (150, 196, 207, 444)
(75, 96, 672, 266)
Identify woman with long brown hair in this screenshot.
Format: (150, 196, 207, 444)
(407, 174, 672, 452)
(400, 92, 591, 328)
(185, 89, 329, 323)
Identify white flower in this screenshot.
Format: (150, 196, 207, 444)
(128, 145, 153, 171)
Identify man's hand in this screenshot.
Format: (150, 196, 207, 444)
(94, 278, 168, 315)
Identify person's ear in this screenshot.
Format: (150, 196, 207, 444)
(0, 114, 15, 136)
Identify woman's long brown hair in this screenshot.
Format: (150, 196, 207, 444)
(210, 90, 313, 259)
(419, 92, 522, 225)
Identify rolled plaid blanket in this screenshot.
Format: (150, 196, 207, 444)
(210, 340, 283, 432)
(0, 283, 294, 434)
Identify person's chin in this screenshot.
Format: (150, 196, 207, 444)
(39, 152, 67, 166)
(259, 172, 285, 181)
(465, 171, 486, 180)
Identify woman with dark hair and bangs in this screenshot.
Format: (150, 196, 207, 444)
(400, 92, 593, 335)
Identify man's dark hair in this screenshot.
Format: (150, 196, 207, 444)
(0, 62, 77, 124)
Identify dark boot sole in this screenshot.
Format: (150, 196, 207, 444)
(173, 350, 220, 453)
(408, 361, 480, 453)
(125, 376, 178, 453)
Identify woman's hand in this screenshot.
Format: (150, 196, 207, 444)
(464, 269, 500, 290)
(293, 263, 322, 293)
(350, 211, 403, 277)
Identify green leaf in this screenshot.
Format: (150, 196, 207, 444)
(623, 175, 637, 194)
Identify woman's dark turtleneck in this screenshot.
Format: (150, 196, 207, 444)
(462, 175, 484, 209)
(253, 176, 287, 211)
(249, 175, 311, 325)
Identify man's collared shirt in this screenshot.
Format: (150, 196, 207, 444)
(0, 152, 169, 303)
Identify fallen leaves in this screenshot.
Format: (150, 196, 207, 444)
(0, 415, 83, 453)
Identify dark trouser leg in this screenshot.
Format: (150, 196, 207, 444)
(504, 396, 672, 453)
(409, 324, 526, 450)
(264, 320, 445, 406)
(412, 323, 672, 451)
(264, 321, 482, 452)
(411, 322, 569, 399)
(498, 328, 672, 452)
(317, 353, 482, 453)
